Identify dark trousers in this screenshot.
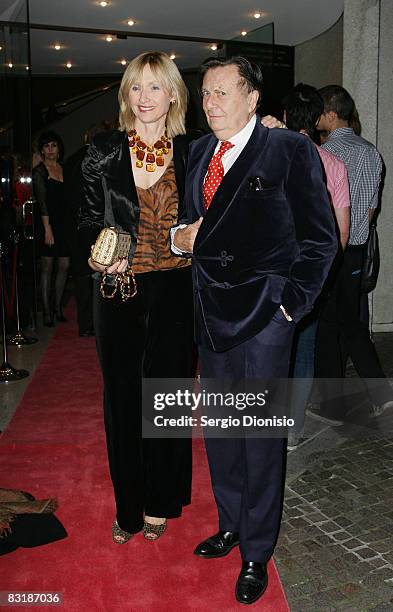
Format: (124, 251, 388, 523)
(289, 310, 319, 435)
(199, 308, 294, 563)
(315, 245, 391, 416)
(74, 274, 93, 333)
(69, 227, 94, 333)
(94, 266, 194, 533)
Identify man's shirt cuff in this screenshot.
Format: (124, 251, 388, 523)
(280, 304, 293, 322)
(170, 225, 189, 255)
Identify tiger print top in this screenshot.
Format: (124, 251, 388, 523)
(133, 161, 191, 273)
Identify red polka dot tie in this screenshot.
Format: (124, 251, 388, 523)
(203, 140, 234, 209)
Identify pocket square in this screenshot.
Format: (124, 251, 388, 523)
(248, 177, 276, 191)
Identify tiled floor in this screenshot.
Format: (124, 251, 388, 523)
(1, 323, 392, 610)
(277, 333, 393, 610)
(0, 323, 55, 431)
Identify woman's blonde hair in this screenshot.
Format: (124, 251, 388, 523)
(118, 51, 188, 138)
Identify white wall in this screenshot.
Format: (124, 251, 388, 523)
(343, 0, 393, 331)
(295, 16, 343, 88)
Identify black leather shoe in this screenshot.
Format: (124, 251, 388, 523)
(194, 530, 239, 558)
(235, 561, 268, 605)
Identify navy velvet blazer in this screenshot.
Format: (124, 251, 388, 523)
(185, 119, 338, 352)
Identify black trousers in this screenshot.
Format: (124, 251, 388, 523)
(74, 274, 93, 333)
(315, 245, 391, 415)
(94, 266, 194, 533)
(69, 226, 94, 334)
(199, 308, 294, 563)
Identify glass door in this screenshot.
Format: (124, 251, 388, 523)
(1, 0, 37, 329)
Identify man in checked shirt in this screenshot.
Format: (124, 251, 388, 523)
(308, 85, 393, 424)
(262, 83, 350, 447)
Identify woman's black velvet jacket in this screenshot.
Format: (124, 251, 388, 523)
(79, 129, 198, 263)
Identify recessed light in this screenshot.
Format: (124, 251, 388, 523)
(127, 19, 135, 26)
(170, 53, 176, 60)
(120, 59, 127, 66)
(241, 30, 247, 36)
(66, 62, 72, 69)
(106, 36, 113, 42)
(99, 1, 109, 6)
(210, 44, 217, 51)
(8, 62, 13, 68)
(254, 11, 261, 18)
(54, 44, 61, 51)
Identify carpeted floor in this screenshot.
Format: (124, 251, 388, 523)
(0, 307, 289, 611)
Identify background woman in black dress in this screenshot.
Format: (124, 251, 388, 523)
(33, 131, 70, 326)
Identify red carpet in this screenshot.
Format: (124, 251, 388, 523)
(0, 305, 289, 611)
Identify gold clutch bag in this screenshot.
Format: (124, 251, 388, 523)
(91, 227, 131, 267)
(90, 227, 137, 301)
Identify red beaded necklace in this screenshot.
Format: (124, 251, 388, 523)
(128, 129, 172, 172)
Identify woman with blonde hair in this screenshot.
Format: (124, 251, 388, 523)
(80, 52, 197, 543)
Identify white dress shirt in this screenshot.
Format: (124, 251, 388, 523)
(171, 115, 257, 255)
(212, 114, 257, 174)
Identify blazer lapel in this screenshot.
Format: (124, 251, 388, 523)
(101, 131, 140, 232)
(119, 132, 139, 206)
(192, 137, 217, 218)
(195, 121, 270, 250)
(101, 133, 138, 203)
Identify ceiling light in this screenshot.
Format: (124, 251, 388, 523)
(99, 1, 109, 6)
(127, 20, 135, 26)
(120, 59, 127, 66)
(106, 36, 113, 42)
(0, 46, 3, 51)
(241, 30, 247, 36)
(210, 44, 217, 51)
(254, 11, 261, 18)
(8, 62, 13, 68)
(170, 54, 176, 60)
(66, 62, 72, 69)
(25, 65, 30, 70)
(54, 44, 61, 50)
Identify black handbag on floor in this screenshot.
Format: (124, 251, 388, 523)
(361, 223, 380, 293)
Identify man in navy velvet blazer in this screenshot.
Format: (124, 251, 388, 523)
(173, 57, 337, 605)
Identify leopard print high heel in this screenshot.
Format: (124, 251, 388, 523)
(143, 519, 167, 541)
(112, 519, 133, 544)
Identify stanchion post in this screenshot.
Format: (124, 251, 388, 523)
(22, 197, 38, 330)
(0, 241, 29, 382)
(7, 230, 38, 346)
